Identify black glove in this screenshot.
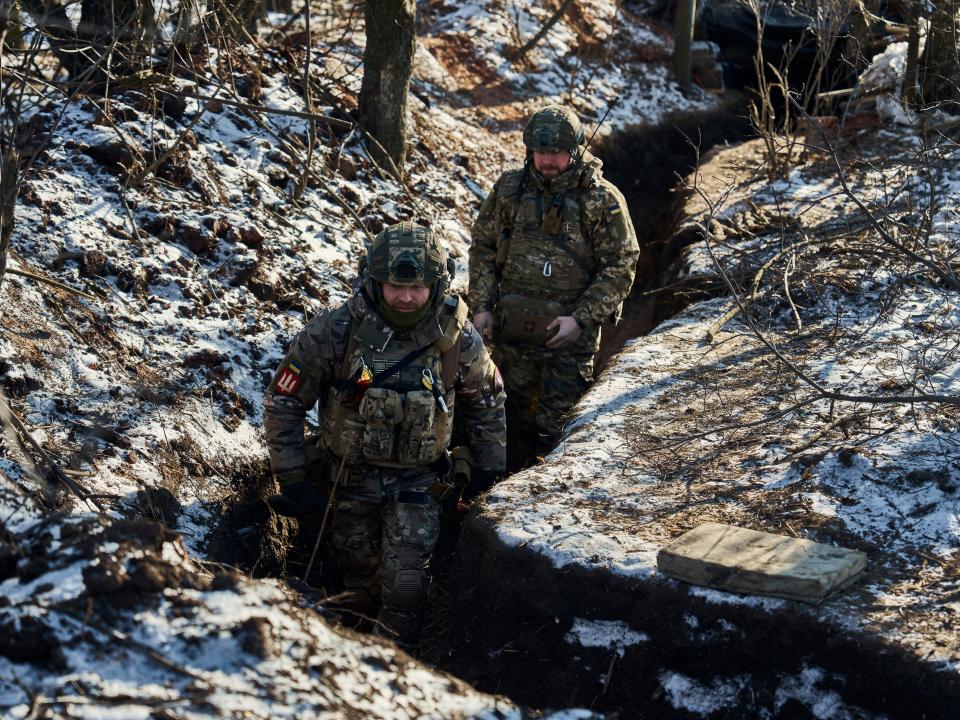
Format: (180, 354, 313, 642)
(461, 469, 501, 502)
(267, 469, 327, 518)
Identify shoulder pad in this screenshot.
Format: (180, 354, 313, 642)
(435, 296, 468, 352)
(496, 168, 527, 199)
(328, 303, 354, 355)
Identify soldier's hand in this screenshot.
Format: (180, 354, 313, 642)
(267, 469, 327, 518)
(462, 469, 500, 502)
(545, 316, 582, 349)
(472, 311, 494, 339)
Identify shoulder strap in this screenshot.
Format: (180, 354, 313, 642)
(440, 338, 461, 390)
(437, 297, 466, 388)
(334, 329, 357, 382)
(552, 235, 595, 275)
(496, 166, 529, 268)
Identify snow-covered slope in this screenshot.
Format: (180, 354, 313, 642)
(460, 131, 959, 716)
(1, 2, 711, 716)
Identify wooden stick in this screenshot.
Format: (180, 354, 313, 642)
(0, 393, 104, 511)
(182, 91, 352, 128)
(510, 0, 576, 61)
(5, 267, 98, 300)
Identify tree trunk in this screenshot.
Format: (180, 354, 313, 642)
(903, 0, 921, 108)
(359, 0, 416, 175)
(214, 0, 262, 38)
(1, 0, 26, 51)
(0, 149, 19, 295)
(919, 0, 960, 113)
(78, 0, 157, 76)
(19, 0, 83, 76)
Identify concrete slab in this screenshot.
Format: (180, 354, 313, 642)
(657, 522, 867, 604)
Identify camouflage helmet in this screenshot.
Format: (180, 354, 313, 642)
(366, 221, 449, 288)
(522, 105, 585, 156)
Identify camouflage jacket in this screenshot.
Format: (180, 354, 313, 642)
(263, 289, 506, 477)
(468, 151, 639, 327)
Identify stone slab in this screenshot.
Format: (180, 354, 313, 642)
(657, 522, 867, 604)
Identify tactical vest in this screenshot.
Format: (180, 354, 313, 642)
(319, 296, 467, 468)
(496, 166, 599, 311)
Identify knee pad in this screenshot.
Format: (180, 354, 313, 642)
(382, 569, 427, 611)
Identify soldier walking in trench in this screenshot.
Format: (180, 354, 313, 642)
(469, 105, 639, 467)
(263, 222, 506, 648)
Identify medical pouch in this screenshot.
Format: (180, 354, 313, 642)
(495, 293, 565, 346)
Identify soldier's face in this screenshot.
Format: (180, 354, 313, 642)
(533, 150, 572, 177)
(382, 282, 431, 312)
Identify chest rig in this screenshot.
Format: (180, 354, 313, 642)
(320, 297, 466, 468)
(496, 166, 599, 309)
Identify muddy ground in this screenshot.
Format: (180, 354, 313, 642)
(435, 516, 959, 719)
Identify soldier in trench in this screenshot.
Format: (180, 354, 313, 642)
(263, 221, 506, 648)
(469, 105, 639, 467)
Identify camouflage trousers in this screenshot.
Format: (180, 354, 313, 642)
(332, 468, 441, 646)
(492, 333, 596, 466)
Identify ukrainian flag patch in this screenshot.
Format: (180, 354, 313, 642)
(607, 204, 622, 215)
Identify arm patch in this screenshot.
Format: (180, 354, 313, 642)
(273, 360, 303, 395)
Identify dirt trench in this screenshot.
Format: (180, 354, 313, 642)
(204, 97, 769, 711)
(431, 518, 959, 720)
(205, 95, 960, 718)
(418, 105, 960, 718)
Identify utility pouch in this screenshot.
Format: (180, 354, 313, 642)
(541, 208, 563, 235)
(358, 388, 403, 462)
(496, 228, 510, 267)
(495, 293, 564, 346)
(450, 446, 473, 489)
(398, 390, 437, 465)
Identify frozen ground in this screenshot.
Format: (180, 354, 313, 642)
(474, 125, 959, 715)
(8, 1, 955, 717)
(0, 2, 718, 717)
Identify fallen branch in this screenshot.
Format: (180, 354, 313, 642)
(0, 392, 104, 511)
(789, 94, 960, 291)
(705, 236, 823, 341)
(701, 209, 960, 407)
(509, 0, 575, 61)
(0, 385, 49, 498)
(181, 91, 352, 127)
(242, 109, 374, 243)
(6, 266, 98, 300)
(689, 135, 960, 408)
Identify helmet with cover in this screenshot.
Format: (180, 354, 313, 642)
(522, 105, 585, 160)
(367, 221, 448, 288)
(363, 221, 453, 327)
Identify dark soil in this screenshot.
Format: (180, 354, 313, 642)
(429, 515, 960, 720)
(592, 94, 752, 373)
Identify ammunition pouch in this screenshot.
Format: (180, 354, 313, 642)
(397, 391, 437, 465)
(450, 446, 473, 489)
(358, 388, 403, 462)
(495, 293, 564, 346)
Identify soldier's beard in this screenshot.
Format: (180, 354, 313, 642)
(382, 303, 431, 329)
(379, 286, 437, 329)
